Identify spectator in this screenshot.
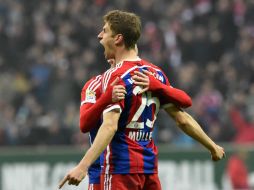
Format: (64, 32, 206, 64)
(226, 148, 250, 190)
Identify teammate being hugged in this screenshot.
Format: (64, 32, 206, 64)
(60, 52, 192, 190)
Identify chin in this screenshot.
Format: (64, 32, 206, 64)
(104, 53, 113, 61)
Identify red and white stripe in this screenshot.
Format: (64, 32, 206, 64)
(102, 63, 123, 92)
(80, 75, 102, 106)
(88, 75, 102, 91)
(104, 174, 112, 190)
(88, 184, 94, 190)
(105, 145, 111, 174)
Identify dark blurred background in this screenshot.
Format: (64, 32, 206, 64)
(0, 0, 254, 147)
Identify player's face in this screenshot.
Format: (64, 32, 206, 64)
(98, 22, 115, 60)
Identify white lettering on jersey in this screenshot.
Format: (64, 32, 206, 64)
(127, 78, 134, 84)
(155, 73, 164, 83)
(128, 131, 153, 141)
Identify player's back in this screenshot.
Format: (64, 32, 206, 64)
(101, 58, 170, 174)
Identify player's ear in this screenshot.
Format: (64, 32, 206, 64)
(114, 34, 124, 45)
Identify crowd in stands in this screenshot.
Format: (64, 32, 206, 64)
(0, 0, 254, 146)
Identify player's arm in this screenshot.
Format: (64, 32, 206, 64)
(79, 110, 120, 169)
(80, 78, 126, 133)
(59, 110, 120, 188)
(164, 105, 225, 161)
(132, 70, 192, 108)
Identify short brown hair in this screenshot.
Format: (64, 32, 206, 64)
(103, 10, 141, 49)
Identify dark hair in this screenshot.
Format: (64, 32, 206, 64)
(103, 10, 141, 49)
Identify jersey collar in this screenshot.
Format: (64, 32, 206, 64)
(116, 57, 141, 66)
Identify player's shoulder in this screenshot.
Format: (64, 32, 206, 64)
(111, 58, 164, 79)
(103, 64, 122, 77)
(140, 58, 169, 84)
(140, 59, 163, 72)
(82, 74, 102, 92)
(101, 58, 164, 83)
(102, 60, 133, 82)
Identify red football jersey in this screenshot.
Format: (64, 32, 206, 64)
(100, 58, 172, 174)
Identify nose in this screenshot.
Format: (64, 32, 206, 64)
(97, 31, 103, 40)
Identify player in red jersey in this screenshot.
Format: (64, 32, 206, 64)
(62, 56, 192, 190)
(59, 10, 225, 190)
(79, 58, 126, 190)
(80, 58, 134, 190)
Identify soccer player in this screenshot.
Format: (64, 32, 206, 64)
(59, 10, 225, 190)
(74, 56, 192, 190)
(77, 63, 192, 190)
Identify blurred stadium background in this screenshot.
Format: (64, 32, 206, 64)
(0, 0, 254, 189)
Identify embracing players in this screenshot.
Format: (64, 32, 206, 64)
(59, 10, 225, 190)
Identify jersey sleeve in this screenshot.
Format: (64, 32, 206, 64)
(80, 75, 116, 133)
(146, 68, 172, 108)
(101, 70, 125, 115)
(80, 76, 101, 105)
(145, 68, 192, 108)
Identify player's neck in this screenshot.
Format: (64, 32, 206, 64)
(114, 48, 138, 64)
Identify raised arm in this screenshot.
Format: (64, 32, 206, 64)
(165, 105, 225, 161)
(132, 70, 192, 108)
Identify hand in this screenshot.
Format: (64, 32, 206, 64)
(210, 145, 226, 161)
(132, 70, 150, 94)
(110, 77, 127, 102)
(58, 165, 87, 189)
